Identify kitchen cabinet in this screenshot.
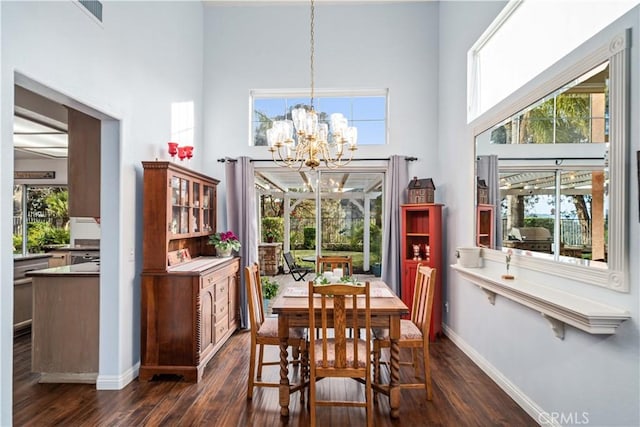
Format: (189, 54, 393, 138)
(67, 107, 101, 218)
(28, 262, 100, 383)
(140, 161, 239, 382)
(400, 203, 443, 341)
(13, 254, 50, 336)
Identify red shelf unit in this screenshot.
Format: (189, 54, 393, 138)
(400, 203, 443, 341)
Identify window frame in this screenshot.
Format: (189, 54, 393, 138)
(471, 28, 629, 293)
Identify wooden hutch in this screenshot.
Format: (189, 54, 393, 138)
(140, 161, 240, 382)
(400, 203, 443, 341)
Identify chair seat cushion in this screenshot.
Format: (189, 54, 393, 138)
(257, 317, 306, 339)
(373, 319, 423, 340)
(312, 338, 369, 368)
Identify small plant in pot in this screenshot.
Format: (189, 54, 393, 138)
(262, 217, 283, 243)
(261, 276, 280, 315)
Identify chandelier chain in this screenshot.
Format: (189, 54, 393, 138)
(265, 0, 357, 170)
(310, 0, 315, 109)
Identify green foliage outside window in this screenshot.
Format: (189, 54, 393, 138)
(303, 227, 316, 249)
(262, 217, 283, 242)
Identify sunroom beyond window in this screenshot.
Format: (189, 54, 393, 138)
(252, 93, 387, 147)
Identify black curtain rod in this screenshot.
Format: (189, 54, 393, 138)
(478, 156, 603, 161)
(218, 156, 417, 163)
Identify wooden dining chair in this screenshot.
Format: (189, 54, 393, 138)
(245, 263, 308, 401)
(308, 281, 372, 427)
(373, 264, 436, 401)
(316, 255, 353, 277)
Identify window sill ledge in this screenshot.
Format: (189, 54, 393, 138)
(451, 263, 630, 339)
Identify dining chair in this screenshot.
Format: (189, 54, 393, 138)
(283, 252, 314, 281)
(245, 263, 308, 401)
(316, 255, 353, 277)
(373, 264, 436, 401)
(308, 281, 373, 427)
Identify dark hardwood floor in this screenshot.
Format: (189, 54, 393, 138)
(13, 330, 536, 426)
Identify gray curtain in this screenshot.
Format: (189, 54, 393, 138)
(225, 157, 257, 329)
(381, 155, 408, 295)
(476, 155, 501, 248)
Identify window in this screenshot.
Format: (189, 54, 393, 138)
(472, 25, 629, 292)
(468, 0, 635, 121)
(13, 185, 70, 254)
(500, 167, 607, 262)
(489, 63, 609, 145)
(251, 91, 387, 146)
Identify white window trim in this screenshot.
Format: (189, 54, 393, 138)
(469, 28, 629, 293)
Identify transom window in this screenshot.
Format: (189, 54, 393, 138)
(251, 91, 387, 147)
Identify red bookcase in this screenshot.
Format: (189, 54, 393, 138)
(400, 203, 443, 341)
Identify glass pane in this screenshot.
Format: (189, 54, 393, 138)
(352, 120, 386, 145)
(490, 62, 609, 145)
(193, 182, 200, 233)
(252, 93, 387, 146)
(501, 171, 556, 254)
(559, 169, 608, 262)
(20, 186, 69, 253)
(255, 169, 384, 274)
(202, 186, 214, 233)
(352, 96, 386, 120)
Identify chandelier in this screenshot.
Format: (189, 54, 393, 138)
(266, 0, 357, 170)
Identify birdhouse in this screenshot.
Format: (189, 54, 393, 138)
(477, 178, 489, 204)
(408, 177, 435, 204)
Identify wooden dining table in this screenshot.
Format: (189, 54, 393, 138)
(271, 280, 409, 418)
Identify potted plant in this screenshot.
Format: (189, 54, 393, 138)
(262, 217, 283, 243)
(208, 230, 241, 257)
(261, 276, 280, 315)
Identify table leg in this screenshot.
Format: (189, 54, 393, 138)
(278, 315, 290, 417)
(389, 314, 401, 419)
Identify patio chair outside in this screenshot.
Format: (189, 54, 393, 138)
(283, 252, 314, 281)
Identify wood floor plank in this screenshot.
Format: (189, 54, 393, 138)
(13, 325, 536, 426)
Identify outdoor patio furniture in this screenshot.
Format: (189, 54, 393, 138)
(283, 252, 314, 282)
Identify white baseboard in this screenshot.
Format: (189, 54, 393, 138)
(442, 324, 556, 427)
(96, 362, 140, 390)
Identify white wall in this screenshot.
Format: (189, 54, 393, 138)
(439, 3, 640, 426)
(0, 0, 203, 422)
(14, 158, 67, 186)
(202, 2, 441, 223)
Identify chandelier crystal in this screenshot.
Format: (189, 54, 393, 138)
(266, 0, 357, 170)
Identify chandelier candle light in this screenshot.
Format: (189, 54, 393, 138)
(266, 0, 357, 170)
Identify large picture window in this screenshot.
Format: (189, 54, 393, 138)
(251, 91, 387, 147)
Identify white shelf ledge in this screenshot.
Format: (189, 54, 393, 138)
(451, 264, 630, 339)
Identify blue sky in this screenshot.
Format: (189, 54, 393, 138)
(254, 96, 386, 145)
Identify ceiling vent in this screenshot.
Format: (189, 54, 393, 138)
(78, 0, 102, 23)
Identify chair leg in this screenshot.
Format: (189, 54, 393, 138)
(292, 345, 300, 364)
(309, 375, 316, 427)
(300, 341, 308, 403)
(412, 347, 419, 377)
(423, 341, 432, 400)
(366, 375, 373, 427)
(372, 340, 380, 405)
(247, 341, 257, 399)
(257, 344, 265, 380)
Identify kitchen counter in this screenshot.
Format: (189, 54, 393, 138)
(13, 253, 51, 261)
(27, 261, 100, 277)
(29, 264, 100, 383)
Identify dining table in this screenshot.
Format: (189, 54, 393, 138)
(271, 280, 409, 418)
